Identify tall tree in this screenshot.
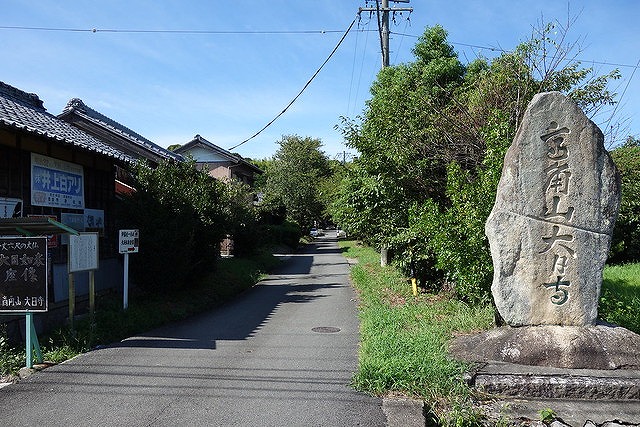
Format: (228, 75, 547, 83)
(262, 135, 331, 229)
(332, 21, 621, 302)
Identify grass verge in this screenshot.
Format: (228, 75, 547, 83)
(601, 262, 640, 333)
(1, 250, 280, 380)
(341, 240, 640, 425)
(340, 240, 495, 423)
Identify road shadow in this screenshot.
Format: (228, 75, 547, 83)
(111, 237, 350, 351)
(114, 280, 343, 350)
(271, 254, 314, 275)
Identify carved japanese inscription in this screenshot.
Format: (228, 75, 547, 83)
(485, 92, 620, 326)
(539, 122, 575, 306)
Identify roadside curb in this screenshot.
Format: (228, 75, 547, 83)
(382, 397, 425, 427)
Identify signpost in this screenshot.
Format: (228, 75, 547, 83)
(0, 236, 48, 368)
(68, 233, 99, 328)
(118, 229, 139, 310)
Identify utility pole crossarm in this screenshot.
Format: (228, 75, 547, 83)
(359, 0, 412, 68)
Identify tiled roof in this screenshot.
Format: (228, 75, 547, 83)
(176, 134, 262, 173)
(0, 81, 135, 163)
(60, 98, 183, 163)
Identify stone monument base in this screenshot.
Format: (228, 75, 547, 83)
(450, 324, 640, 402)
(450, 323, 640, 370)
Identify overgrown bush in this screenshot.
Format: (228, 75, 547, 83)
(401, 113, 512, 302)
(332, 21, 621, 303)
(0, 325, 22, 376)
(222, 180, 260, 257)
(117, 159, 227, 292)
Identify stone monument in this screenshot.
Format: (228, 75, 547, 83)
(486, 91, 620, 327)
(450, 92, 640, 371)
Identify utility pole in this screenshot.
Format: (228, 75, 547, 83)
(359, 0, 412, 68)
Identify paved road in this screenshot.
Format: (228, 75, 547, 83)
(0, 236, 387, 426)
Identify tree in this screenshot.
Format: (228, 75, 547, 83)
(332, 25, 464, 245)
(333, 21, 621, 302)
(610, 137, 640, 263)
(261, 135, 331, 229)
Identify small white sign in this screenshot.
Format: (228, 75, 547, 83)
(119, 229, 139, 254)
(68, 232, 99, 273)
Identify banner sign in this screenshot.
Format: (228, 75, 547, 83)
(0, 237, 48, 312)
(31, 153, 84, 209)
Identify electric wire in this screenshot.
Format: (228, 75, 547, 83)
(353, 18, 372, 117)
(4, 20, 637, 140)
(227, 16, 358, 151)
(0, 25, 371, 35)
(2, 24, 634, 69)
(346, 17, 361, 118)
(604, 58, 640, 135)
(392, 31, 640, 70)
(393, 17, 410, 64)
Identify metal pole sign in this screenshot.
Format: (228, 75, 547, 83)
(118, 229, 139, 254)
(118, 229, 139, 309)
(0, 236, 47, 368)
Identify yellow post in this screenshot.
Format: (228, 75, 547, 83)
(411, 278, 418, 297)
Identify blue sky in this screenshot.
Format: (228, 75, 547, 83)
(2, 1, 639, 160)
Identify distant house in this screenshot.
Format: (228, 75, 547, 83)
(0, 81, 135, 330)
(58, 98, 183, 194)
(174, 134, 262, 187)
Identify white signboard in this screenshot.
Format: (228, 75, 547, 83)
(119, 229, 139, 254)
(68, 233, 99, 273)
(31, 153, 84, 209)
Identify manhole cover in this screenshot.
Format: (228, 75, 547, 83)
(312, 326, 341, 333)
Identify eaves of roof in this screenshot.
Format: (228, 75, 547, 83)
(0, 82, 135, 164)
(59, 98, 183, 163)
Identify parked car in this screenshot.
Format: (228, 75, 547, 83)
(336, 229, 347, 239)
(310, 228, 319, 237)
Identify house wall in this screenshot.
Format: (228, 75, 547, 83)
(0, 128, 123, 336)
(207, 163, 233, 181)
(183, 146, 229, 163)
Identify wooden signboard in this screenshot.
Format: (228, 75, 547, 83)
(68, 232, 99, 273)
(0, 236, 48, 312)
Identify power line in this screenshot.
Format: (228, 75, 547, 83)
(227, 16, 358, 151)
(605, 59, 640, 132)
(0, 24, 372, 36)
(392, 31, 640, 70)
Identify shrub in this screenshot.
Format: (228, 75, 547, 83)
(117, 160, 227, 292)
